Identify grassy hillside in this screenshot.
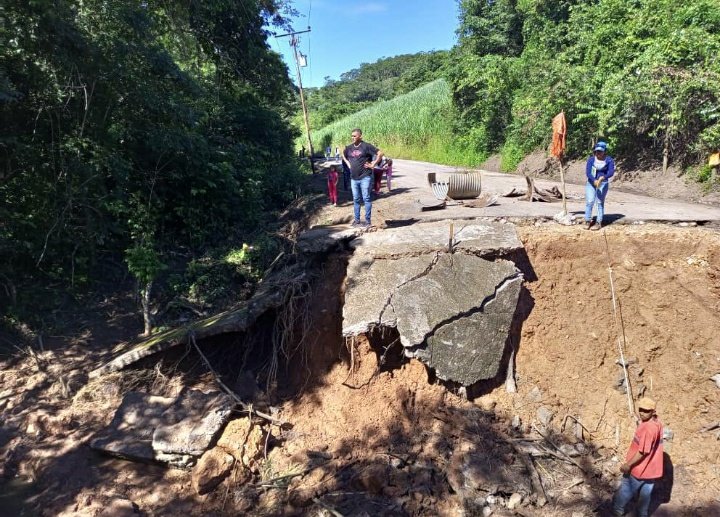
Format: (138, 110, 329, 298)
(309, 79, 486, 167)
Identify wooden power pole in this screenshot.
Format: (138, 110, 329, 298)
(277, 28, 314, 159)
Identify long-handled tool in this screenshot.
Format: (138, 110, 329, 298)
(602, 231, 636, 421)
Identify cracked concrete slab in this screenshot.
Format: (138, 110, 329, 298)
(394, 254, 520, 349)
(421, 274, 523, 385)
(342, 220, 524, 385)
(342, 254, 436, 336)
(349, 220, 523, 258)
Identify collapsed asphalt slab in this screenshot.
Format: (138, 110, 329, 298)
(343, 220, 524, 386)
(91, 390, 235, 468)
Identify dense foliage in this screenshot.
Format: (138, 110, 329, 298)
(0, 0, 304, 321)
(450, 0, 720, 169)
(303, 51, 450, 129)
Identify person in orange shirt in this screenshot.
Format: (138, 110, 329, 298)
(612, 397, 664, 517)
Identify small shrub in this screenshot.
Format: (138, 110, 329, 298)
(499, 140, 526, 172)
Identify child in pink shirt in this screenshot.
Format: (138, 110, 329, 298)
(384, 158, 394, 191)
(327, 165, 339, 206)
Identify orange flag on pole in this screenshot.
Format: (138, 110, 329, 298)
(551, 111, 567, 158)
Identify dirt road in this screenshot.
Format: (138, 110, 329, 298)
(374, 159, 720, 225)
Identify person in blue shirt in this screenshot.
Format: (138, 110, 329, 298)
(585, 141, 615, 230)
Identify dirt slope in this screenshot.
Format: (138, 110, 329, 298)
(1, 169, 720, 515)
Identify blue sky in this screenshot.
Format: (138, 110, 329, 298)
(268, 1, 461, 88)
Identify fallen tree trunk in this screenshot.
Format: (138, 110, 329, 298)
(90, 266, 307, 379)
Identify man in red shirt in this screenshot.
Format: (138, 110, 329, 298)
(613, 397, 664, 517)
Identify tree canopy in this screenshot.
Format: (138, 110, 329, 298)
(449, 0, 720, 167)
(0, 0, 303, 315)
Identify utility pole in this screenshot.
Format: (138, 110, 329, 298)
(277, 27, 314, 161)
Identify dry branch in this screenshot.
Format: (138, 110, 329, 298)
(188, 332, 285, 427)
(531, 424, 587, 473)
(511, 443, 548, 507)
(700, 422, 720, 433)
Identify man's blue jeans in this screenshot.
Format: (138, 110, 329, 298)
(613, 474, 655, 517)
(585, 181, 609, 224)
(351, 175, 372, 223)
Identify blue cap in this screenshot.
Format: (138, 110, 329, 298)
(594, 141, 608, 152)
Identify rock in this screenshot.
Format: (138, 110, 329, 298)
(476, 395, 497, 412)
(152, 389, 235, 458)
(507, 493, 522, 509)
(553, 212, 575, 226)
(217, 417, 253, 458)
(615, 357, 638, 367)
(217, 417, 267, 469)
(93, 389, 235, 465)
(526, 386, 543, 402)
(154, 452, 194, 469)
(710, 374, 720, 389)
(26, 412, 49, 437)
(663, 428, 674, 442)
(635, 383, 647, 397)
(615, 371, 626, 389)
(482, 506, 494, 516)
(192, 448, 235, 495)
(537, 406, 554, 427)
(448, 445, 529, 499)
(511, 415, 521, 429)
(242, 423, 266, 469)
(90, 392, 175, 462)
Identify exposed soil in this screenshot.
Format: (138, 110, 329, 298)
(1, 170, 720, 516)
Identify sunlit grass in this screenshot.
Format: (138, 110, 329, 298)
(308, 79, 486, 167)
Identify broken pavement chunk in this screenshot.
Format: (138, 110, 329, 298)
(152, 390, 235, 457)
(92, 389, 235, 465)
(343, 220, 524, 386)
(90, 392, 175, 462)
